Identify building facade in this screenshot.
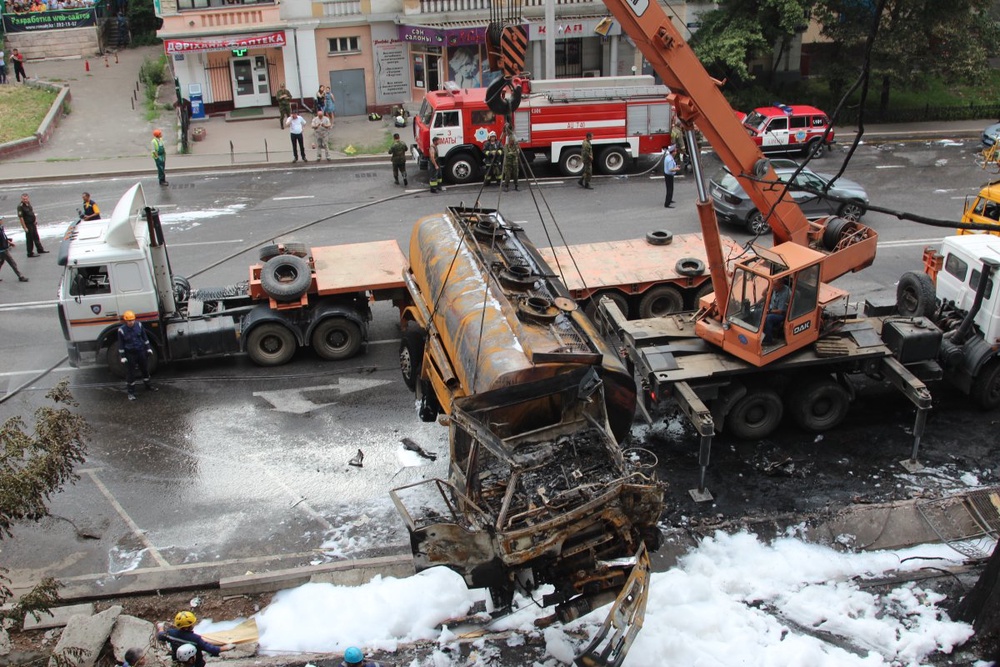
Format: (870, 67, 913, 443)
(155, 0, 716, 116)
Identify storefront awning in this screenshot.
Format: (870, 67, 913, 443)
(164, 31, 286, 54)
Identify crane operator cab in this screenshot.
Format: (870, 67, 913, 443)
(698, 244, 825, 367)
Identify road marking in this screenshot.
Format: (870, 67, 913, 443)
(877, 237, 946, 248)
(84, 469, 171, 568)
(171, 239, 245, 247)
(273, 195, 316, 201)
(875, 165, 906, 169)
(253, 377, 393, 414)
(0, 366, 77, 378)
(0, 300, 57, 312)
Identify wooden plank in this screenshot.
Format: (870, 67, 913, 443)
(311, 240, 408, 296)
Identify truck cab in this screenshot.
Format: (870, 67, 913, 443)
(960, 179, 1000, 236)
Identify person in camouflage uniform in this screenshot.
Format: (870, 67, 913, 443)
(502, 135, 520, 192)
(482, 131, 502, 184)
(429, 137, 443, 193)
(388, 133, 408, 186)
(276, 84, 292, 130)
(579, 132, 594, 189)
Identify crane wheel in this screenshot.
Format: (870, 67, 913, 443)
(725, 389, 783, 440)
(788, 378, 851, 432)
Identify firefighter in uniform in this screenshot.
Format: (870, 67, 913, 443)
(579, 132, 594, 189)
(482, 131, 502, 185)
(428, 137, 443, 193)
(117, 310, 157, 401)
(501, 135, 519, 192)
(388, 133, 408, 186)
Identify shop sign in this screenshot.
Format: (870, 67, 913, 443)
(2, 8, 95, 33)
(164, 31, 286, 54)
(528, 18, 622, 40)
(398, 24, 487, 47)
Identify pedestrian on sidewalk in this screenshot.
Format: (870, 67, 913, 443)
(17, 193, 47, 257)
(388, 133, 408, 186)
(662, 144, 680, 208)
(116, 12, 129, 49)
(81, 192, 100, 220)
(285, 110, 308, 163)
(151, 129, 168, 186)
(276, 83, 292, 129)
(312, 110, 332, 161)
(0, 219, 29, 283)
(0, 48, 7, 85)
(117, 310, 157, 401)
(322, 85, 336, 122)
(11, 49, 27, 83)
(579, 132, 594, 189)
(429, 136, 443, 193)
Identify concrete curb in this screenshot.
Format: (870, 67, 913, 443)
(0, 80, 70, 160)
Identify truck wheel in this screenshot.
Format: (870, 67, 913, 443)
(725, 389, 783, 440)
(585, 290, 630, 321)
(638, 285, 684, 318)
(260, 255, 312, 302)
(311, 317, 363, 361)
(246, 323, 297, 366)
(693, 280, 715, 306)
(896, 271, 936, 318)
(645, 229, 673, 246)
(172, 275, 190, 304)
(446, 153, 479, 184)
(971, 360, 1000, 410)
(597, 146, 630, 175)
(107, 345, 159, 379)
(399, 322, 426, 392)
(416, 378, 440, 422)
(746, 210, 770, 235)
(789, 378, 850, 432)
(558, 148, 584, 177)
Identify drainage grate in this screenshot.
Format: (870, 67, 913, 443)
(916, 488, 1000, 559)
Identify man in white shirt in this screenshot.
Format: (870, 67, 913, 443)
(285, 110, 308, 163)
(663, 144, 680, 208)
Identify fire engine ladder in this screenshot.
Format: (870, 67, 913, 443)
(545, 86, 667, 103)
(915, 487, 1000, 559)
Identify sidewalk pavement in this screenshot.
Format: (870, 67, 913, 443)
(0, 44, 991, 185)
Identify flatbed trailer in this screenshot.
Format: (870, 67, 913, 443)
(601, 298, 935, 501)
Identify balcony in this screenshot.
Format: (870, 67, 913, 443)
(321, 0, 362, 17)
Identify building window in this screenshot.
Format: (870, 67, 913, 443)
(328, 36, 360, 53)
(178, 0, 273, 9)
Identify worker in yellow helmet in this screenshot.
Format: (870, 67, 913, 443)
(117, 310, 157, 401)
(157, 611, 234, 667)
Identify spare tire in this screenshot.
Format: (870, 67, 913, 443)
(896, 271, 936, 318)
(676, 257, 706, 277)
(646, 229, 674, 246)
(260, 254, 312, 301)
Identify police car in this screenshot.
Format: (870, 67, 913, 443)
(741, 103, 834, 157)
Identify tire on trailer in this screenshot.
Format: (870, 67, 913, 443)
(311, 317, 363, 361)
(172, 275, 191, 303)
(725, 388, 784, 440)
(675, 257, 706, 277)
(446, 152, 479, 184)
(585, 290, 630, 321)
(399, 322, 426, 392)
(558, 148, 584, 178)
(971, 360, 1000, 410)
(246, 322, 297, 366)
(788, 378, 851, 432)
(638, 285, 684, 318)
(107, 343, 159, 379)
(260, 254, 312, 302)
(896, 271, 936, 318)
(597, 146, 630, 175)
(646, 229, 674, 246)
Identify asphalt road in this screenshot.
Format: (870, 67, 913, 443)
(0, 137, 994, 597)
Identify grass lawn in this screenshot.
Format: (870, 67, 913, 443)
(0, 86, 58, 144)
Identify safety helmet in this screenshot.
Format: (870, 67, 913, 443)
(174, 611, 196, 628)
(176, 644, 197, 663)
(488, 130, 496, 138)
(153, 129, 163, 137)
(343, 646, 364, 664)
(123, 310, 136, 321)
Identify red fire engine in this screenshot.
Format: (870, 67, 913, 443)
(411, 75, 673, 184)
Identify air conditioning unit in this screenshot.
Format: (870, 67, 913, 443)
(582, 70, 600, 78)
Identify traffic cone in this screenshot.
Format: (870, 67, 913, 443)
(85, 59, 90, 72)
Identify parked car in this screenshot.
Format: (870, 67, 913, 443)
(983, 122, 1000, 150)
(709, 160, 869, 234)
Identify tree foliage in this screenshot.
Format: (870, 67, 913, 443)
(0, 380, 89, 626)
(690, 0, 814, 85)
(815, 0, 998, 114)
